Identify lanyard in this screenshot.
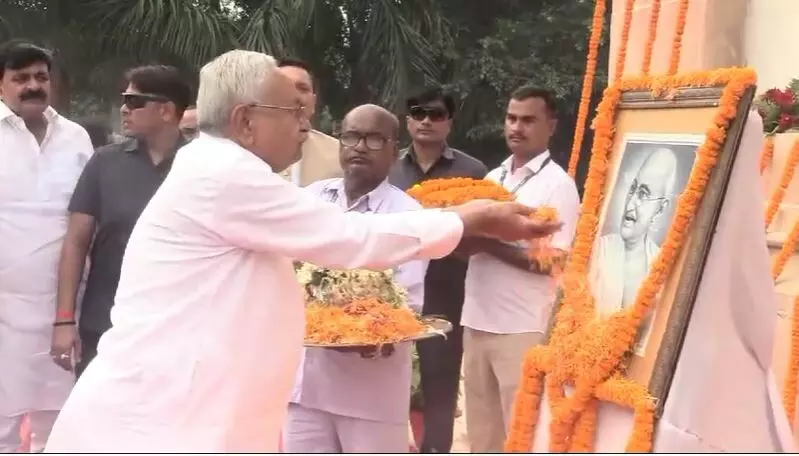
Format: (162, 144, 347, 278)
(499, 157, 551, 194)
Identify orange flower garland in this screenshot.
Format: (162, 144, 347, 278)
(785, 295, 799, 428)
(505, 68, 758, 453)
(641, 0, 661, 75)
(407, 178, 513, 207)
(764, 137, 799, 229)
(668, 0, 690, 75)
(613, 0, 636, 82)
(772, 217, 799, 281)
(409, 178, 563, 275)
(567, 0, 606, 178)
(760, 135, 775, 175)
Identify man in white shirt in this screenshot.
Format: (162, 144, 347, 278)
(277, 57, 342, 186)
(286, 104, 427, 452)
(0, 40, 94, 452)
(459, 86, 580, 452)
(43, 50, 561, 453)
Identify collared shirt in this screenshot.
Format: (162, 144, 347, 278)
(68, 137, 186, 333)
(389, 145, 488, 319)
(461, 151, 581, 334)
(0, 101, 94, 416)
(44, 133, 463, 453)
(290, 178, 427, 424)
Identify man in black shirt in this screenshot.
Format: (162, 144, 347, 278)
(388, 87, 487, 453)
(50, 65, 192, 376)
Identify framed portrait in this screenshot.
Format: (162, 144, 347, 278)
(590, 86, 754, 414)
(540, 84, 756, 418)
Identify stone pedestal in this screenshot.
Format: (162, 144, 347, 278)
(609, 0, 747, 79)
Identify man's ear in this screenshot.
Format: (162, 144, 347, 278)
(229, 104, 253, 145)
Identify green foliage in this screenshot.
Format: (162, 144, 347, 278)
(0, 0, 608, 173)
(755, 81, 799, 134)
(410, 346, 423, 409)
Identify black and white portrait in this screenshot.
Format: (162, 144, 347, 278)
(590, 133, 700, 354)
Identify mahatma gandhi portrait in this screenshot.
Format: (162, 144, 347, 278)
(589, 135, 699, 354)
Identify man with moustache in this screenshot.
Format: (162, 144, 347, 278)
(43, 50, 560, 453)
(458, 86, 580, 452)
(389, 86, 487, 453)
(590, 147, 678, 354)
(0, 40, 94, 452)
(285, 104, 427, 453)
(277, 57, 341, 186)
(52, 65, 192, 378)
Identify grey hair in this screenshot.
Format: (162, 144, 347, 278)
(196, 50, 278, 134)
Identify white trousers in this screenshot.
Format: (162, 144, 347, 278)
(0, 411, 58, 453)
(283, 403, 407, 453)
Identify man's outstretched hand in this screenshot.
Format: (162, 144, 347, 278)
(448, 200, 563, 242)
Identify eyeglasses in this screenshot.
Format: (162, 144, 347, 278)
(249, 103, 306, 120)
(408, 105, 449, 122)
(627, 180, 666, 203)
(339, 132, 391, 151)
(121, 92, 169, 110)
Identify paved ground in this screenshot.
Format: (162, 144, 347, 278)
(451, 377, 469, 452)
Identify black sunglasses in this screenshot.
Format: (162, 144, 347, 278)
(121, 92, 169, 110)
(408, 105, 449, 122)
(339, 132, 391, 151)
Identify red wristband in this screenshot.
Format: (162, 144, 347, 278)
(56, 310, 74, 320)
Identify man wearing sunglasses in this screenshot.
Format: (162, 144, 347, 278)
(276, 57, 341, 186)
(388, 86, 487, 453)
(284, 104, 427, 453)
(52, 65, 192, 379)
(0, 39, 94, 453)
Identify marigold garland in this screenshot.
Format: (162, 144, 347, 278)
(785, 295, 799, 428)
(764, 137, 799, 229)
(408, 177, 562, 275)
(613, 0, 635, 82)
(760, 135, 775, 175)
(641, 0, 661, 75)
(772, 217, 799, 281)
(505, 68, 758, 453)
(407, 177, 514, 207)
(567, 0, 606, 178)
(667, 0, 690, 75)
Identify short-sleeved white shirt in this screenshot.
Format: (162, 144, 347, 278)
(461, 151, 580, 334)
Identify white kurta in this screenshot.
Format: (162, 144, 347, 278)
(0, 102, 93, 417)
(44, 133, 464, 453)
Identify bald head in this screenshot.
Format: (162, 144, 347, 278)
(338, 104, 400, 196)
(342, 104, 399, 138)
(638, 148, 678, 197)
(620, 147, 678, 245)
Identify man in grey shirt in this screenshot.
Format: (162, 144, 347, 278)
(389, 87, 487, 453)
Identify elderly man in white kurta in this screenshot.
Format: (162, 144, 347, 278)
(43, 50, 561, 453)
(0, 41, 93, 452)
(286, 104, 427, 453)
(590, 148, 676, 353)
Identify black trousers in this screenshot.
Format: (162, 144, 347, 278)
(417, 323, 464, 453)
(76, 327, 104, 379)
(417, 258, 467, 453)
